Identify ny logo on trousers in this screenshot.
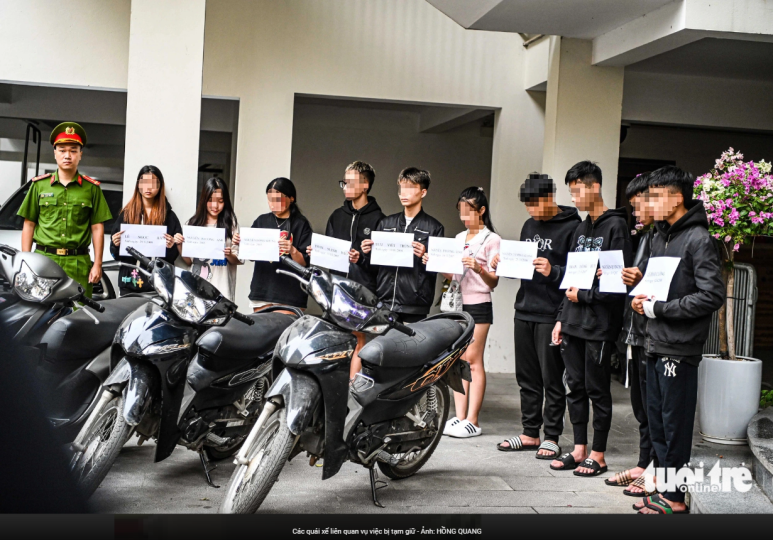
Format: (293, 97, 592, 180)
(664, 361, 677, 377)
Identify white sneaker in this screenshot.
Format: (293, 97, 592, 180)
(448, 420, 482, 438)
(443, 416, 461, 435)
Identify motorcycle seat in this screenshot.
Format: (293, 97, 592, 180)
(40, 297, 149, 363)
(196, 311, 298, 370)
(359, 318, 464, 368)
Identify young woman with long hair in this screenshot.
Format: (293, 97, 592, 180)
(248, 177, 313, 311)
(422, 186, 501, 438)
(110, 165, 182, 296)
(176, 177, 243, 301)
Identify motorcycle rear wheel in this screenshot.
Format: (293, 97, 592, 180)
(377, 380, 449, 480)
(219, 407, 295, 514)
(70, 394, 133, 498)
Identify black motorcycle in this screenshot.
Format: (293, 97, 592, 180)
(0, 244, 148, 442)
(219, 256, 473, 513)
(68, 247, 301, 496)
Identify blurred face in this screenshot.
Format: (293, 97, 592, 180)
(54, 144, 82, 172)
(649, 186, 683, 221)
(207, 189, 225, 219)
(524, 194, 555, 221)
(342, 170, 369, 200)
(630, 192, 654, 226)
(458, 200, 484, 229)
(568, 180, 599, 212)
(138, 173, 160, 201)
(267, 188, 293, 215)
(398, 180, 425, 207)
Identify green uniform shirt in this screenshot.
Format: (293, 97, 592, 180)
(17, 170, 112, 297)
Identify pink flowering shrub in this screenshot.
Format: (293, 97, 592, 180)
(694, 148, 773, 254)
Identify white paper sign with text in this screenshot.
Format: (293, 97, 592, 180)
(238, 228, 281, 262)
(182, 226, 226, 260)
(496, 240, 539, 280)
(119, 224, 167, 258)
(598, 250, 627, 293)
(426, 236, 465, 275)
(311, 233, 351, 273)
(370, 231, 414, 268)
(630, 256, 681, 302)
(559, 251, 600, 290)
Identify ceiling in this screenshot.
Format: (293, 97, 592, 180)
(627, 38, 773, 83)
(426, 0, 674, 39)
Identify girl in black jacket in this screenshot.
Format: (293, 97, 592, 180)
(110, 165, 182, 296)
(248, 178, 313, 310)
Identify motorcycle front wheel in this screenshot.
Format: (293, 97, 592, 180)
(70, 394, 133, 498)
(377, 380, 449, 480)
(219, 407, 295, 514)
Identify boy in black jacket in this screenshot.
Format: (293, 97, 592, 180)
(632, 166, 724, 514)
(492, 173, 580, 458)
(360, 167, 444, 323)
(308, 161, 384, 293)
(551, 161, 632, 477)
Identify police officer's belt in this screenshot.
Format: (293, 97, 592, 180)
(36, 245, 89, 256)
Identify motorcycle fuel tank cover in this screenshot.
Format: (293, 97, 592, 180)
(274, 315, 356, 367)
(116, 302, 195, 357)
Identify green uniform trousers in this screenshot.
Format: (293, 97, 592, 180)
(39, 252, 94, 298)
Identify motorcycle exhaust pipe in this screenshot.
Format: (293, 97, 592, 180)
(233, 398, 281, 466)
(71, 389, 117, 452)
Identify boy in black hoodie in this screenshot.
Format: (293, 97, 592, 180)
(308, 161, 384, 293)
(491, 173, 580, 459)
(632, 166, 724, 514)
(551, 161, 632, 477)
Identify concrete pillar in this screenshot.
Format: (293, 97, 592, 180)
(542, 37, 624, 207)
(122, 0, 207, 221)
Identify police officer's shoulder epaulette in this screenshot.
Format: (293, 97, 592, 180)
(81, 175, 101, 186)
(30, 173, 52, 182)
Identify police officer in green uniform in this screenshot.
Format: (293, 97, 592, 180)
(17, 122, 112, 298)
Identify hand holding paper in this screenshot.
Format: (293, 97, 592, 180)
(630, 257, 681, 301)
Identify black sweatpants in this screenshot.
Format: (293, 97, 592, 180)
(514, 319, 566, 441)
(646, 354, 698, 504)
(629, 345, 657, 469)
(560, 333, 613, 452)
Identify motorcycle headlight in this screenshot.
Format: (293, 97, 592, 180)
(14, 261, 59, 302)
(153, 269, 172, 304)
(171, 277, 216, 324)
(330, 285, 376, 331)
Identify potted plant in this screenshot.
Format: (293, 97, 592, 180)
(694, 148, 767, 445)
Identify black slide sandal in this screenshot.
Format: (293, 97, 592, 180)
(497, 435, 540, 452)
(573, 458, 608, 477)
(549, 453, 579, 471)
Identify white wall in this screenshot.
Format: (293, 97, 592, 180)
(0, 0, 130, 89)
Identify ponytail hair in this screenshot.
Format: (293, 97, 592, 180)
(457, 186, 496, 233)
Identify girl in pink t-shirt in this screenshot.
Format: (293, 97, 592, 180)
(422, 187, 500, 438)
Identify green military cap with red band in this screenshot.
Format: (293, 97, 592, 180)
(49, 121, 88, 147)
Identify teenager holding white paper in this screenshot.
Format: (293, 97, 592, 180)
(360, 168, 444, 324)
(248, 178, 313, 310)
(631, 167, 724, 514)
(491, 173, 580, 458)
(422, 187, 500, 439)
(176, 177, 242, 301)
(551, 161, 632, 477)
(110, 165, 182, 296)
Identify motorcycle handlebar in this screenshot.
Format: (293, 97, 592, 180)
(126, 247, 153, 271)
(389, 317, 416, 337)
(79, 294, 105, 313)
(232, 311, 255, 326)
(279, 255, 311, 280)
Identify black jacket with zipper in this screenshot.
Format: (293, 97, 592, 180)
(557, 207, 633, 342)
(360, 209, 444, 314)
(644, 201, 725, 363)
(325, 197, 384, 293)
(618, 227, 654, 347)
(109, 202, 182, 294)
(514, 206, 582, 323)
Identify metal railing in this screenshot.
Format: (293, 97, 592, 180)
(703, 262, 757, 358)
